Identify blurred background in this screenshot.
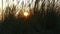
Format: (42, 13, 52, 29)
(0, 0, 60, 34)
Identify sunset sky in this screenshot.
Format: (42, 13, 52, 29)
(0, 0, 60, 21)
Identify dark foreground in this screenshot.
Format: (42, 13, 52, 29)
(0, 12, 60, 34)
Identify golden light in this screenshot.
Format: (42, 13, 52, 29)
(20, 11, 31, 20)
(23, 11, 29, 17)
(20, 10, 31, 18)
(0, 13, 2, 21)
(17, 7, 33, 20)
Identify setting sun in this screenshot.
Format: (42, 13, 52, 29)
(23, 12, 29, 17)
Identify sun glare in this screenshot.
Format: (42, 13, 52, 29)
(23, 12, 29, 17)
